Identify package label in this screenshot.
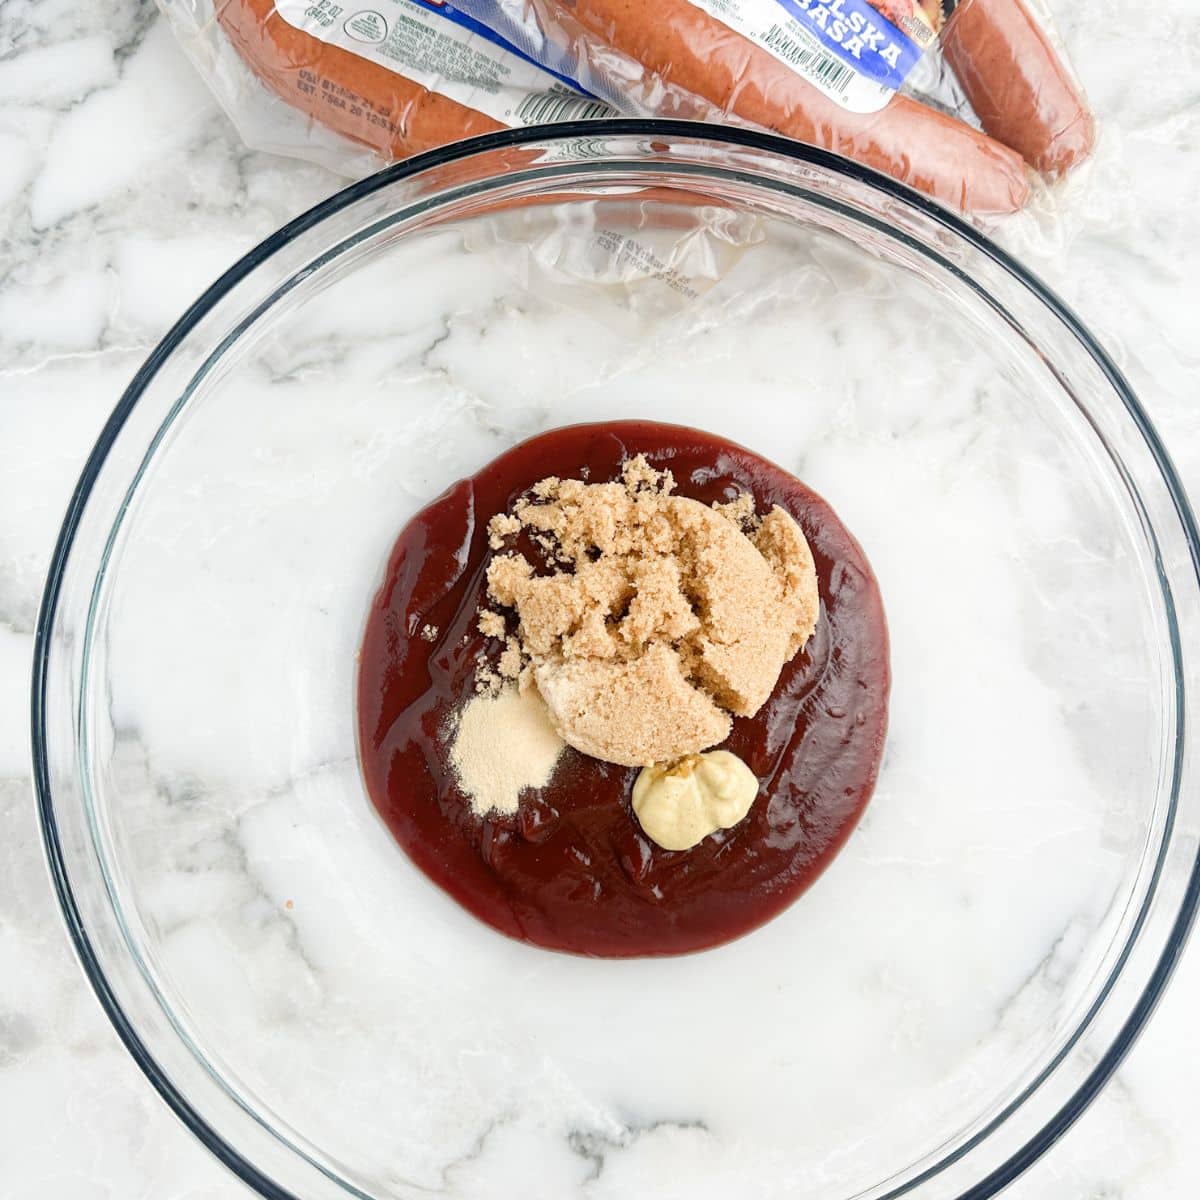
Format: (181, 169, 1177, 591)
(683, 0, 938, 113)
(275, 0, 614, 126)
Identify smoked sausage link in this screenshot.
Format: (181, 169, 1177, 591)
(941, 0, 1095, 176)
(215, 0, 720, 221)
(215, 0, 504, 160)
(555, 0, 1031, 215)
(217, 0, 1034, 216)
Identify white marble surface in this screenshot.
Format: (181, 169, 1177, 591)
(2, 1, 1200, 1197)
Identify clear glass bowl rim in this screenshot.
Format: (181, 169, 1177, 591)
(30, 118, 1200, 1200)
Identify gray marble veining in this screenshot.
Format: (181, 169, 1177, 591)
(2, 1, 1199, 1196)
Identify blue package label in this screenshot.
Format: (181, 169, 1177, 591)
(681, 0, 939, 112)
(771, 0, 929, 89)
(405, 0, 591, 94)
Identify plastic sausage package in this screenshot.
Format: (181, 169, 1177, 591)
(160, 0, 1095, 223)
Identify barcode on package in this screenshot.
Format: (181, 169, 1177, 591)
(679, 0, 902, 113)
(515, 92, 614, 124)
(764, 24, 855, 93)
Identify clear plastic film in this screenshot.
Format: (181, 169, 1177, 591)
(158, 0, 1095, 221)
(156, 0, 618, 176)
(453, 0, 1096, 218)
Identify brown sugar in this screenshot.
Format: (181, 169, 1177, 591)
(497, 637, 525, 681)
(481, 456, 820, 767)
(535, 644, 731, 766)
(712, 492, 759, 531)
(487, 512, 522, 550)
(477, 610, 506, 639)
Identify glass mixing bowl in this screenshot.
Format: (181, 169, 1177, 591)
(34, 122, 1200, 1200)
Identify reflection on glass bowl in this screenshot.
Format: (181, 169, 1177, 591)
(33, 122, 1200, 1200)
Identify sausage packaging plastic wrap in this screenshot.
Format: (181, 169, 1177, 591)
(159, 0, 618, 175)
(939, 0, 1095, 176)
(452, 0, 1095, 213)
(159, 0, 1094, 219)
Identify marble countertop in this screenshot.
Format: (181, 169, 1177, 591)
(2, 0, 1199, 1196)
